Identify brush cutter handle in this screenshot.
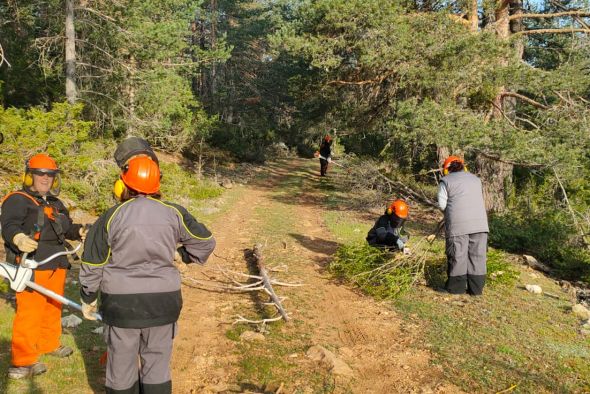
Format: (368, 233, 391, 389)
(25, 279, 102, 321)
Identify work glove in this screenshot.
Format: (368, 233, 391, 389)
(426, 234, 436, 243)
(12, 233, 38, 253)
(79, 225, 91, 242)
(81, 299, 98, 321)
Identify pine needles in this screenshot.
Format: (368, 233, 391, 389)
(330, 243, 426, 299)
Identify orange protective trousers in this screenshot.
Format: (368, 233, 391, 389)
(11, 269, 66, 366)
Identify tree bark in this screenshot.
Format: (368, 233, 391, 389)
(475, 153, 513, 212)
(65, 0, 77, 104)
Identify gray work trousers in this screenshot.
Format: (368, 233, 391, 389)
(104, 323, 176, 394)
(445, 232, 488, 295)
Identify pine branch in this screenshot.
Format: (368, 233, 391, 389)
(509, 11, 590, 20)
(514, 28, 590, 35)
(501, 91, 549, 109)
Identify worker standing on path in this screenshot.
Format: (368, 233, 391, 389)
(366, 199, 410, 253)
(79, 156, 216, 394)
(438, 156, 489, 295)
(319, 134, 333, 176)
(1, 154, 84, 379)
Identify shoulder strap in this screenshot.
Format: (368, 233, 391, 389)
(1, 191, 41, 207)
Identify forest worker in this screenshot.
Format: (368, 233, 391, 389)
(438, 155, 489, 295)
(319, 134, 333, 176)
(79, 156, 216, 394)
(366, 199, 410, 253)
(1, 153, 84, 379)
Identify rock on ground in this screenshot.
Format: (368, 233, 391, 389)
(572, 304, 590, 320)
(525, 284, 543, 294)
(61, 314, 82, 328)
(306, 345, 354, 377)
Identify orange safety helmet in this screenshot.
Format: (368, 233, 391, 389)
(120, 156, 161, 194)
(23, 154, 61, 194)
(28, 153, 59, 172)
(386, 199, 409, 219)
(324, 135, 332, 142)
(442, 155, 464, 176)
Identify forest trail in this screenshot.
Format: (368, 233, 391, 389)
(171, 158, 460, 393)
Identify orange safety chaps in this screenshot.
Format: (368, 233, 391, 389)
(11, 269, 66, 366)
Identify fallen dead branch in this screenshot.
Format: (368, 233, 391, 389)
(180, 246, 302, 325)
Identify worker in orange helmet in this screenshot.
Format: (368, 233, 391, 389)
(366, 199, 410, 253)
(1, 153, 84, 379)
(318, 134, 333, 176)
(79, 156, 216, 393)
(438, 155, 488, 295)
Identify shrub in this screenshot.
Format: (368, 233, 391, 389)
(490, 211, 590, 283)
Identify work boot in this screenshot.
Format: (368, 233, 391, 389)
(8, 362, 47, 379)
(47, 345, 73, 358)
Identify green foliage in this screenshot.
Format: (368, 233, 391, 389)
(486, 249, 519, 286)
(0, 104, 223, 214)
(330, 243, 419, 299)
(160, 161, 223, 203)
(490, 211, 590, 283)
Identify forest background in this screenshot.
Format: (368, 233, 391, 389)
(0, 0, 589, 282)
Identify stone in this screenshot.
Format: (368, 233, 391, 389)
(522, 255, 551, 273)
(572, 304, 590, 320)
(239, 331, 265, 342)
(525, 284, 543, 294)
(306, 345, 353, 377)
(61, 314, 82, 328)
(220, 179, 234, 189)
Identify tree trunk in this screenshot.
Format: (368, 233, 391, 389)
(468, 0, 479, 32)
(475, 154, 512, 212)
(437, 145, 450, 167)
(65, 0, 77, 104)
(477, 0, 514, 213)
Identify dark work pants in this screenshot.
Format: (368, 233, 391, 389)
(104, 323, 176, 394)
(320, 158, 329, 176)
(445, 232, 487, 295)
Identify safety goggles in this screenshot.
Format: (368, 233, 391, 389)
(31, 169, 59, 177)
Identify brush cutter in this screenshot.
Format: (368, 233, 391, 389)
(0, 244, 102, 320)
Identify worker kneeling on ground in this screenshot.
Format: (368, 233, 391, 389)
(1, 154, 84, 379)
(366, 199, 410, 253)
(438, 156, 489, 295)
(79, 156, 216, 394)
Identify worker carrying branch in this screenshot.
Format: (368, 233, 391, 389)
(1, 153, 85, 379)
(79, 155, 216, 394)
(366, 199, 410, 253)
(438, 156, 489, 295)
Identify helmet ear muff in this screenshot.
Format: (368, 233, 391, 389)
(23, 173, 33, 186)
(443, 168, 449, 176)
(386, 207, 393, 215)
(113, 179, 126, 200)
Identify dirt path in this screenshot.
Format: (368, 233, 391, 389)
(171, 158, 459, 393)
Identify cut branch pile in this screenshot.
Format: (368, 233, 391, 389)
(181, 245, 302, 325)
